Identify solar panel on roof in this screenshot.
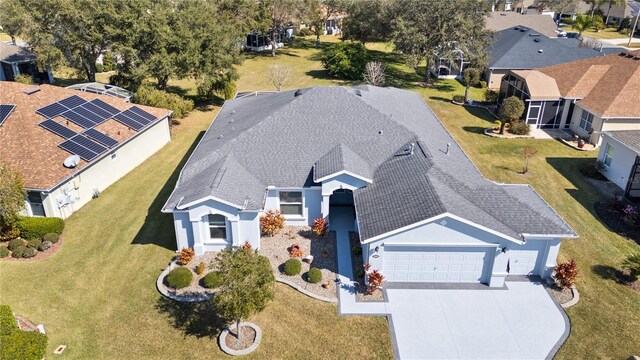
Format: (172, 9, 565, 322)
(59, 95, 87, 109)
(0, 104, 16, 126)
(89, 99, 120, 116)
(113, 112, 144, 130)
(122, 109, 151, 126)
(71, 134, 107, 154)
(36, 102, 67, 118)
(74, 105, 109, 123)
(80, 102, 112, 120)
(58, 134, 107, 161)
(84, 128, 118, 148)
(39, 119, 77, 139)
(129, 106, 157, 122)
(60, 110, 96, 128)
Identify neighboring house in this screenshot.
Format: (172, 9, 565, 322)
(245, 29, 290, 52)
(498, 50, 640, 144)
(162, 85, 577, 287)
(431, 48, 468, 79)
(566, 0, 639, 24)
(597, 131, 640, 197)
(486, 26, 621, 89)
(0, 81, 172, 219)
(0, 42, 54, 84)
(486, 12, 559, 37)
(66, 82, 133, 102)
(325, 14, 345, 35)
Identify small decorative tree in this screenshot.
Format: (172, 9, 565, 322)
(260, 210, 285, 236)
(498, 96, 525, 134)
(554, 259, 578, 289)
(267, 64, 291, 92)
(522, 147, 538, 174)
(312, 218, 328, 237)
(367, 269, 385, 294)
(362, 61, 386, 86)
(622, 253, 640, 281)
(462, 68, 480, 103)
(214, 247, 275, 341)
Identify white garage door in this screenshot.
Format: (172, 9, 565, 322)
(382, 246, 493, 283)
(508, 250, 540, 275)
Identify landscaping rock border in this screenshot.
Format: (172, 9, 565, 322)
(560, 286, 580, 309)
(219, 322, 262, 356)
(560, 138, 597, 152)
(275, 276, 338, 303)
(156, 261, 213, 302)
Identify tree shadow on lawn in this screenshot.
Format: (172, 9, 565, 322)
(155, 296, 228, 338)
(591, 264, 637, 285)
(463, 105, 499, 122)
(546, 157, 602, 216)
(130, 131, 206, 251)
(462, 126, 487, 135)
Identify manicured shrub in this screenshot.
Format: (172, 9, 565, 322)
(22, 247, 37, 258)
(10, 246, 25, 259)
(484, 89, 498, 103)
(508, 121, 530, 135)
(0, 305, 18, 336)
(7, 239, 23, 252)
(202, 271, 223, 288)
(43, 233, 60, 244)
(260, 210, 285, 236)
(0, 247, 8, 258)
(133, 85, 194, 119)
(0, 328, 48, 360)
(307, 267, 322, 283)
(499, 96, 525, 123)
(38, 241, 52, 251)
(622, 253, 640, 280)
(283, 258, 302, 276)
(15, 217, 64, 240)
(176, 248, 195, 266)
(554, 259, 578, 288)
(312, 218, 328, 237)
(321, 42, 371, 80)
(26, 238, 41, 250)
(452, 94, 465, 103)
(166, 267, 193, 289)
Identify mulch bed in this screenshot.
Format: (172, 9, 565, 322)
(593, 200, 640, 245)
(0, 237, 64, 262)
(548, 285, 573, 304)
(225, 325, 256, 351)
(349, 232, 384, 302)
(260, 226, 338, 299)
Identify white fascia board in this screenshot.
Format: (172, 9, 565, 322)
(384, 243, 499, 248)
(522, 233, 578, 240)
(176, 196, 243, 210)
(315, 170, 372, 184)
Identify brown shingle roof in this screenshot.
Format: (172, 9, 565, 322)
(538, 51, 640, 118)
(0, 81, 171, 190)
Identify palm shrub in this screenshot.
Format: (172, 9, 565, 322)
(166, 267, 193, 289)
(321, 42, 371, 80)
(622, 253, 640, 280)
(554, 259, 578, 288)
(260, 210, 285, 236)
(307, 268, 322, 283)
(283, 258, 302, 275)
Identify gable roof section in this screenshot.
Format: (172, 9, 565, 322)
(604, 130, 640, 154)
(486, 12, 558, 37)
(511, 70, 561, 101)
(163, 86, 577, 240)
(0, 42, 37, 63)
(489, 27, 620, 70)
(0, 82, 171, 190)
(539, 51, 640, 118)
(314, 143, 372, 182)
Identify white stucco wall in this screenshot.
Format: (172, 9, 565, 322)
(598, 134, 638, 191)
(35, 117, 171, 219)
(263, 187, 322, 226)
(362, 216, 559, 287)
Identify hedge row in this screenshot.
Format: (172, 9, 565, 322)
(15, 217, 64, 240)
(0, 305, 48, 360)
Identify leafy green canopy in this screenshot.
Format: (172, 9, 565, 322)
(321, 42, 371, 80)
(0, 162, 25, 235)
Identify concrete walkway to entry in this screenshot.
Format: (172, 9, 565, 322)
(330, 207, 569, 359)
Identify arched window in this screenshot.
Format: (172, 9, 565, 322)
(208, 214, 227, 240)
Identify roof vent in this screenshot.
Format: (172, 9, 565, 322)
(230, 110, 236, 114)
(406, 143, 415, 155)
(294, 89, 307, 97)
(378, 129, 383, 135)
(520, 28, 526, 32)
(23, 86, 41, 95)
(533, 38, 540, 42)
(538, 49, 544, 53)
(217, 134, 223, 139)
(63, 155, 80, 168)
(445, 143, 451, 155)
(354, 89, 362, 96)
(229, 118, 234, 123)
(529, 32, 540, 36)
(514, 26, 520, 30)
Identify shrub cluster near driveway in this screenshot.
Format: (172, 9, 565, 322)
(0, 305, 47, 360)
(15, 217, 64, 240)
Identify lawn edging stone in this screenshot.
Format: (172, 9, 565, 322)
(483, 127, 533, 139)
(560, 286, 580, 309)
(219, 321, 262, 356)
(275, 276, 338, 303)
(157, 261, 213, 302)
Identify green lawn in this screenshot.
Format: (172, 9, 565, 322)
(2, 36, 639, 359)
(618, 42, 640, 48)
(561, 26, 631, 40)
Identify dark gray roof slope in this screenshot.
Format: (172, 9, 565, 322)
(0, 42, 37, 63)
(605, 130, 640, 154)
(163, 86, 577, 241)
(314, 144, 372, 181)
(489, 27, 621, 70)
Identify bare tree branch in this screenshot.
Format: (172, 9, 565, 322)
(267, 64, 292, 91)
(362, 61, 385, 86)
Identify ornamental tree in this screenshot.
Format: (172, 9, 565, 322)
(498, 96, 525, 134)
(214, 247, 275, 340)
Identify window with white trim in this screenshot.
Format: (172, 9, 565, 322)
(208, 214, 227, 240)
(604, 144, 614, 167)
(579, 110, 594, 131)
(279, 191, 303, 216)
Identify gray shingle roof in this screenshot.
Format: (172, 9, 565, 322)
(314, 144, 372, 181)
(163, 86, 577, 241)
(489, 27, 622, 70)
(0, 42, 37, 63)
(604, 130, 640, 154)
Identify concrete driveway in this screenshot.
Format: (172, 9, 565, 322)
(385, 281, 568, 360)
